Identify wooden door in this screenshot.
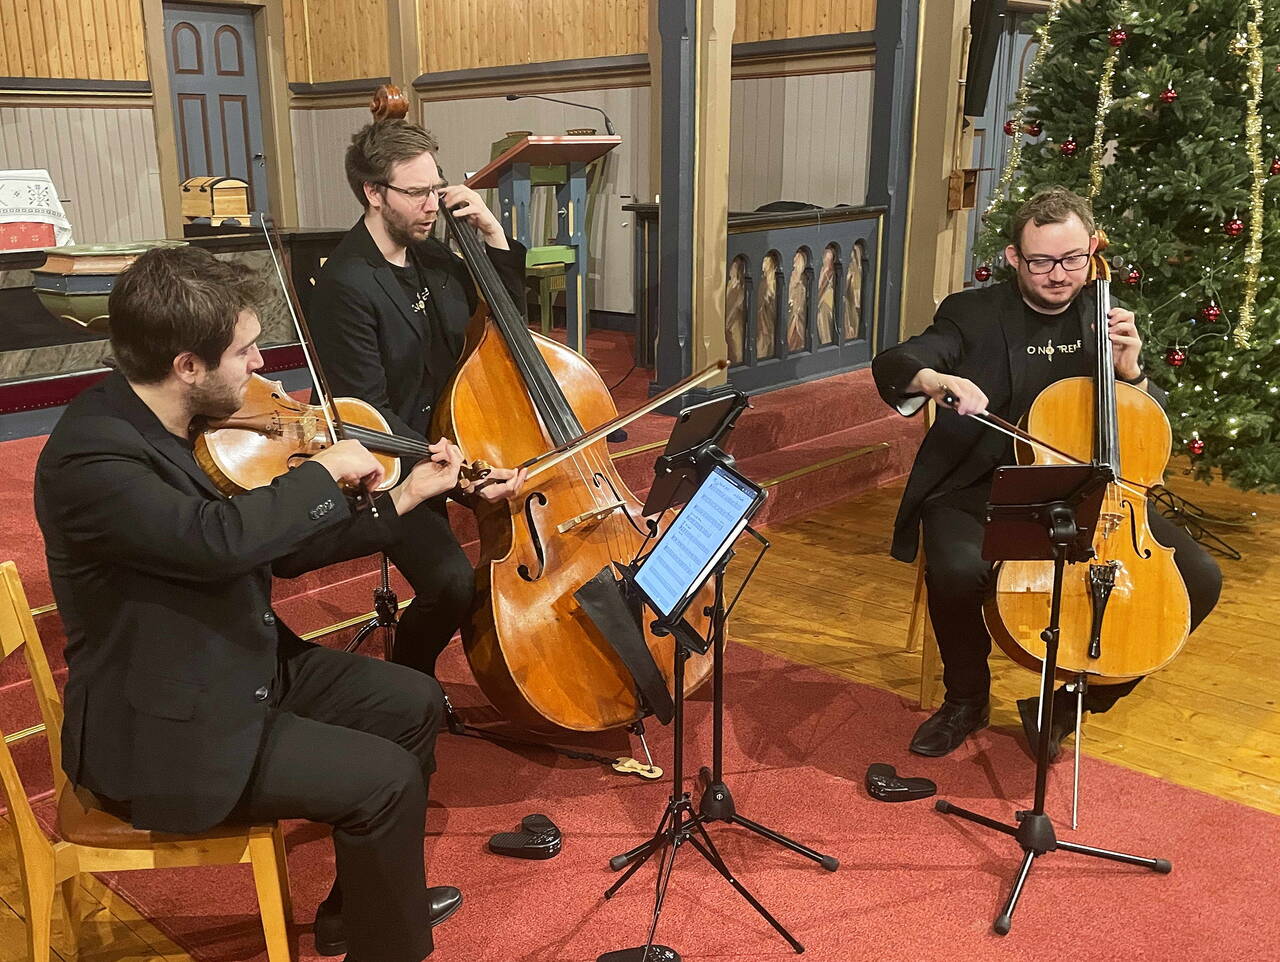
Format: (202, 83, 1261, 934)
(163, 2, 268, 217)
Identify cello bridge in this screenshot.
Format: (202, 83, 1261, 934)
(557, 500, 626, 534)
(1097, 510, 1123, 540)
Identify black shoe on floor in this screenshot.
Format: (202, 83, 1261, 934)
(316, 885, 463, 957)
(909, 701, 989, 757)
(1017, 688, 1079, 763)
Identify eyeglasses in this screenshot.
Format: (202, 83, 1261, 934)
(376, 180, 447, 203)
(1019, 251, 1090, 275)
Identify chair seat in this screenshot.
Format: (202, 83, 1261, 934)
(56, 783, 266, 849)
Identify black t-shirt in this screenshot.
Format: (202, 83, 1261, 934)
(388, 257, 456, 405)
(1018, 299, 1091, 418)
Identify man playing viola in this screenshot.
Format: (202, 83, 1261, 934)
(34, 246, 517, 961)
(872, 186, 1222, 758)
(309, 118, 528, 678)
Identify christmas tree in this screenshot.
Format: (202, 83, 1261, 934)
(975, 0, 1280, 490)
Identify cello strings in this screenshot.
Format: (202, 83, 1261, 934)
(445, 206, 612, 537)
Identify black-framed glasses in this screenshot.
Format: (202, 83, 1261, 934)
(1019, 251, 1090, 275)
(376, 179, 447, 202)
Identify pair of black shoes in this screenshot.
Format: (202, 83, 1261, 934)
(314, 885, 463, 958)
(909, 700, 989, 756)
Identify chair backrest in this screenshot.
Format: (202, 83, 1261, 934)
(0, 561, 65, 857)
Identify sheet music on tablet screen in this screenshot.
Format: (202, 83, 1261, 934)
(634, 466, 758, 618)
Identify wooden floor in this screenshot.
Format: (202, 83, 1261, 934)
(3, 466, 1276, 960)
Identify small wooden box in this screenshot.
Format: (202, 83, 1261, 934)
(947, 168, 980, 212)
(181, 176, 250, 222)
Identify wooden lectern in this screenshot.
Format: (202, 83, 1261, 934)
(467, 135, 620, 353)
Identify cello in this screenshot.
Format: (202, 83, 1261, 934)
(366, 86, 715, 732)
(982, 240, 1191, 683)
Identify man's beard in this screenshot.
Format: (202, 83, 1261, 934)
(1017, 272, 1081, 312)
(189, 370, 244, 422)
(382, 204, 426, 248)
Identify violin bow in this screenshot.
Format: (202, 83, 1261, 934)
(940, 391, 1152, 499)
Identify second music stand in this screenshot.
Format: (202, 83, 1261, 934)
(934, 463, 1171, 935)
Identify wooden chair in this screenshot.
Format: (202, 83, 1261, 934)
(0, 561, 294, 961)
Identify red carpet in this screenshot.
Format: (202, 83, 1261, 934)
(62, 643, 1279, 962)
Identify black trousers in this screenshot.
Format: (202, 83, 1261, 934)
(384, 495, 474, 676)
(920, 479, 1223, 711)
(229, 641, 445, 962)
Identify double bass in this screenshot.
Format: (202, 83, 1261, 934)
(982, 241, 1191, 683)
(369, 87, 714, 732)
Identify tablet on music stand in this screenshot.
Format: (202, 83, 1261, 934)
(631, 461, 765, 632)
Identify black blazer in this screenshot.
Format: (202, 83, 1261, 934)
(872, 281, 1163, 563)
(34, 373, 402, 833)
(309, 219, 527, 443)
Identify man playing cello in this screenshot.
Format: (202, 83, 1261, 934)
(872, 187, 1222, 758)
(309, 117, 528, 678)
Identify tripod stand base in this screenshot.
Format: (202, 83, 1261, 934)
(597, 946, 681, 962)
(935, 798, 1171, 935)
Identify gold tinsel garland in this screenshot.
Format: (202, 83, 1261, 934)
(1088, 43, 1122, 199)
(1236, 0, 1266, 346)
(975, 0, 1065, 261)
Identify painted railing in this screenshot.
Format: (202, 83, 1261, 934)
(627, 203, 885, 394)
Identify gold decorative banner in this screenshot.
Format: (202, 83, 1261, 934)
(1236, 0, 1266, 346)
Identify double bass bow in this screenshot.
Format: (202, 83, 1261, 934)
(367, 85, 717, 732)
(978, 239, 1191, 683)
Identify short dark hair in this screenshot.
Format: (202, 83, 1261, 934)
(345, 119, 440, 208)
(1011, 186, 1096, 247)
(108, 246, 267, 384)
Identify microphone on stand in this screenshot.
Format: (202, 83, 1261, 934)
(505, 93, 617, 136)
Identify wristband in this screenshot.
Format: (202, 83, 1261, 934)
(1117, 369, 1146, 385)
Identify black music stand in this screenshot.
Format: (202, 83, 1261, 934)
(934, 462, 1171, 935)
(598, 450, 835, 962)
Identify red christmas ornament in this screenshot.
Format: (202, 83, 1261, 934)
(1187, 438, 1206, 456)
(1060, 136, 1079, 157)
(1224, 213, 1245, 238)
(1024, 120, 1043, 137)
(1125, 265, 1143, 285)
(1270, 156, 1280, 176)
(1200, 301, 1223, 323)
(1003, 119, 1016, 135)
(1108, 26, 1128, 47)
(1159, 83, 1178, 104)
(975, 264, 993, 283)
(1165, 347, 1188, 368)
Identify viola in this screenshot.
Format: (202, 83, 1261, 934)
(194, 373, 492, 497)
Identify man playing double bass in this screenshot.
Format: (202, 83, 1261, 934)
(873, 186, 1222, 758)
(310, 118, 528, 678)
(34, 246, 521, 961)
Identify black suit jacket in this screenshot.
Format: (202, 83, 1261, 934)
(34, 372, 402, 833)
(309, 219, 527, 443)
(872, 281, 1163, 563)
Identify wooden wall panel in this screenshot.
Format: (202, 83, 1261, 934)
(734, 0, 876, 43)
(415, 0, 874, 75)
(0, 0, 147, 80)
(281, 0, 388, 84)
(421, 0, 647, 73)
(0, 105, 165, 242)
